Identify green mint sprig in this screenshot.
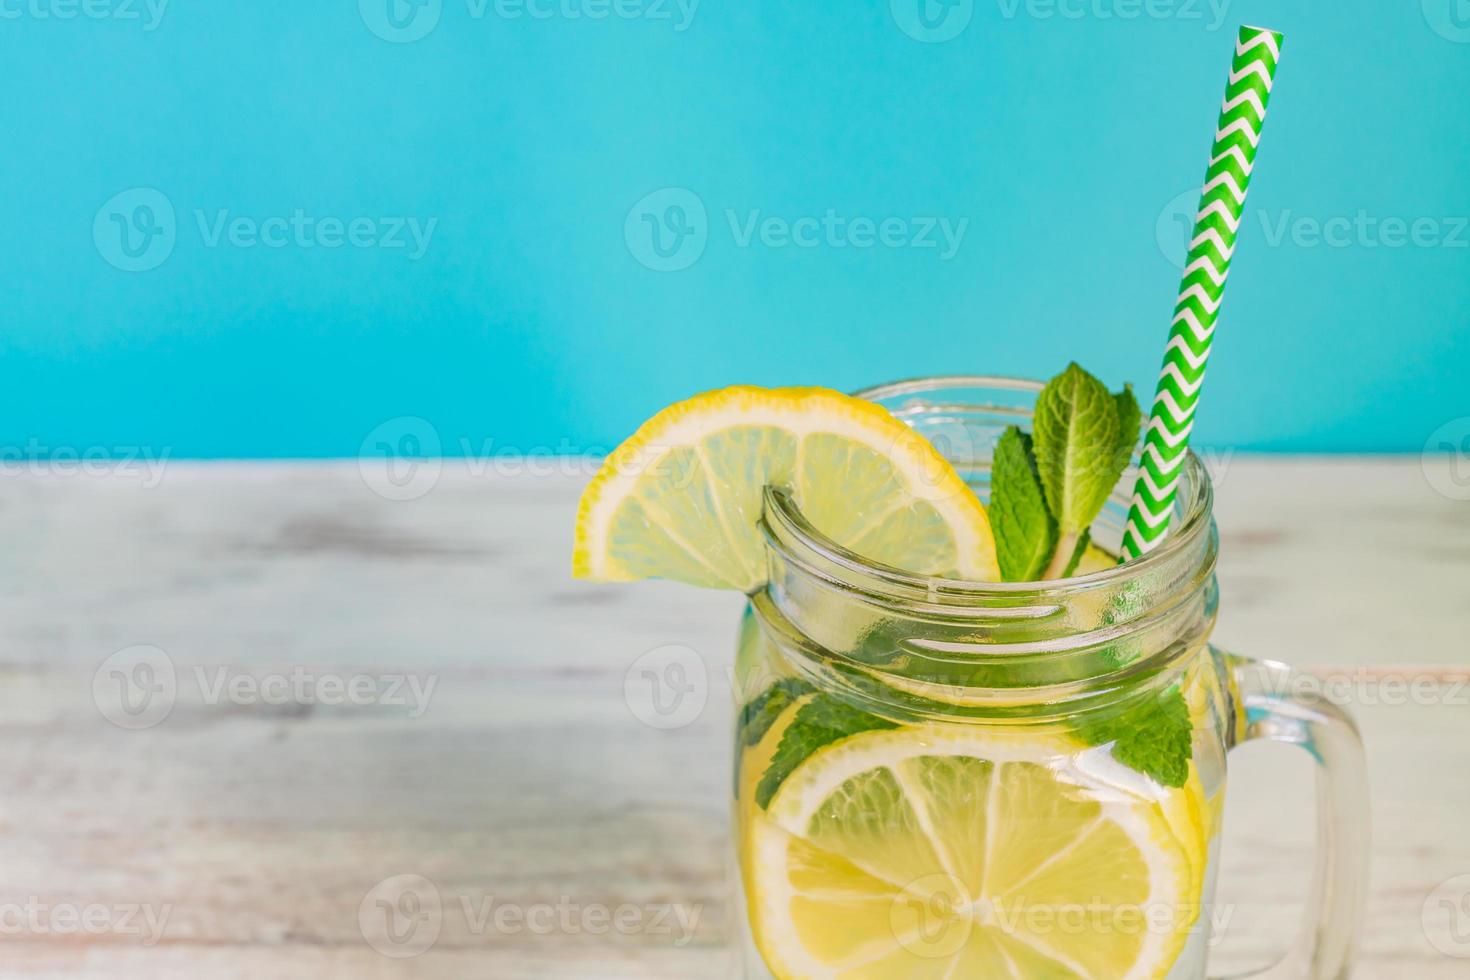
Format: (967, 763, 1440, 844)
(990, 428, 1058, 582)
(991, 363, 1139, 582)
(1078, 683, 1193, 789)
(755, 693, 896, 809)
(738, 678, 814, 748)
(988, 364, 1191, 788)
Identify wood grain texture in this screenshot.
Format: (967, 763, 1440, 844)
(0, 459, 1463, 978)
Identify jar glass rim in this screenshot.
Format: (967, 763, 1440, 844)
(760, 373, 1214, 600)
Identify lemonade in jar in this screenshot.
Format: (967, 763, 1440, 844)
(574, 371, 1366, 979)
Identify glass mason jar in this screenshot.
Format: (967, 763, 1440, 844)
(732, 377, 1369, 980)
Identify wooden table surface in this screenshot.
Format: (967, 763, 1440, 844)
(0, 458, 1466, 978)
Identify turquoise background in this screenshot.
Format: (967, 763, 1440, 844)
(3, 0, 1467, 457)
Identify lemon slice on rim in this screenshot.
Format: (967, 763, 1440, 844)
(574, 386, 999, 591)
(747, 727, 1196, 979)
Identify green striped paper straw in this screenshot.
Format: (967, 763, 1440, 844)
(1120, 25, 1284, 561)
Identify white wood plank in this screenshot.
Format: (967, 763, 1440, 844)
(0, 460, 1461, 975)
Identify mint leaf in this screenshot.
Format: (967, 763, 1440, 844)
(1079, 683, 1192, 788)
(739, 678, 814, 747)
(755, 694, 897, 809)
(1115, 383, 1142, 468)
(1033, 363, 1124, 535)
(990, 363, 1140, 580)
(991, 427, 1059, 582)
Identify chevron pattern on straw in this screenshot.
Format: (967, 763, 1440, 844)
(1120, 26, 1284, 561)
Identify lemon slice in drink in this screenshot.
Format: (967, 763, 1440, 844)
(747, 727, 1195, 979)
(1162, 764, 1209, 899)
(574, 386, 999, 591)
(1161, 662, 1224, 898)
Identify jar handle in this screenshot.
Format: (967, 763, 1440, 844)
(1215, 652, 1371, 979)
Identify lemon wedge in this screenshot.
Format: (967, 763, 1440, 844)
(574, 386, 998, 591)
